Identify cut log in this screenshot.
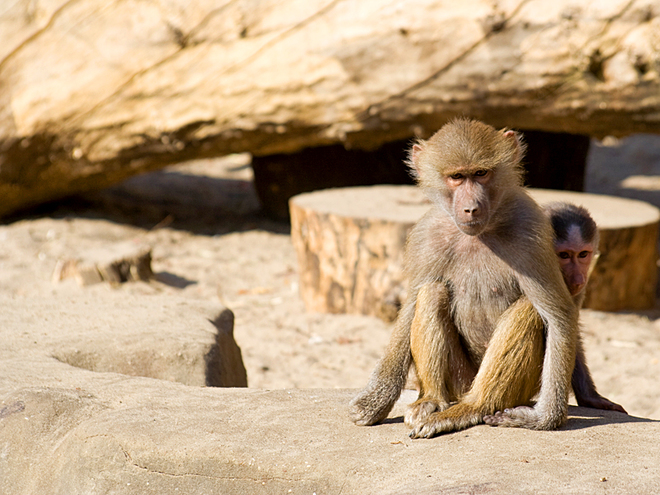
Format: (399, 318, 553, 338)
(2, 0, 660, 217)
(290, 186, 659, 318)
(290, 186, 428, 321)
(534, 190, 660, 311)
(52, 241, 153, 286)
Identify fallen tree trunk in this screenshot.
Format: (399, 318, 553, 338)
(1, 0, 660, 216)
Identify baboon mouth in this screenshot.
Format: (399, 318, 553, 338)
(457, 221, 486, 235)
(568, 284, 585, 296)
(460, 220, 485, 228)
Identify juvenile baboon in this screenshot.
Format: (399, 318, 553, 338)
(548, 203, 625, 414)
(409, 203, 626, 435)
(349, 118, 580, 438)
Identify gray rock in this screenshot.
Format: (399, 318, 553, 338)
(0, 291, 247, 388)
(0, 292, 658, 494)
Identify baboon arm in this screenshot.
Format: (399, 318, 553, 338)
(349, 296, 416, 425)
(572, 337, 627, 414)
(488, 236, 580, 430)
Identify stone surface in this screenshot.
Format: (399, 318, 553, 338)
(1, 380, 658, 495)
(0, 290, 247, 388)
(2, 0, 660, 217)
(290, 186, 659, 318)
(0, 285, 656, 494)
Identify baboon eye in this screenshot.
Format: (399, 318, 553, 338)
(558, 252, 570, 259)
(578, 251, 590, 258)
(474, 169, 488, 177)
(449, 173, 464, 180)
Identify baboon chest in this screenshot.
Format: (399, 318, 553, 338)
(445, 243, 520, 356)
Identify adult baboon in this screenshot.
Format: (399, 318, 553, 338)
(349, 118, 580, 438)
(409, 203, 627, 436)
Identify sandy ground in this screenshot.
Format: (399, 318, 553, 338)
(2, 135, 660, 421)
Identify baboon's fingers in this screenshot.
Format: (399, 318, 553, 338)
(578, 396, 627, 414)
(408, 407, 483, 438)
(408, 420, 452, 439)
(404, 398, 448, 428)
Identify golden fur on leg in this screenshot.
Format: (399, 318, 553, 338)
(409, 297, 544, 438)
(405, 282, 478, 428)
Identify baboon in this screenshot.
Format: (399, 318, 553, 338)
(409, 203, 626, 436)
(547, 203, 625, 414)
(349, 118, 580, 438)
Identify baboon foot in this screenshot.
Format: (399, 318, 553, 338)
(404, 398, 449, 428)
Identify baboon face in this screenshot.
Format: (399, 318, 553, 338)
(444, 167, 493, 236)
(409, 119, 523, 237)
(555, 227, 597, 296)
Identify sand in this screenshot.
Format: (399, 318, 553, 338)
(1, 134, 659, 421)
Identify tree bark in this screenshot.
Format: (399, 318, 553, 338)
(2, 0, 660, 216)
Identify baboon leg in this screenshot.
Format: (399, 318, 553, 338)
(410, 297, 545, 438)
(405, 282, 477, 428)
(572, 336, 627, 413)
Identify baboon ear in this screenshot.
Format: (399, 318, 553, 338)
(412, 143, 423, 161)
(409, 143, 424, 176)
(503, 129, 523, 161)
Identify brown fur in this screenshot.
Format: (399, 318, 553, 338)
(349, 118, 580, 437)
(406, 297, 545, 436)
(417, 203, 626, 435)
(409, 282, 477, 409)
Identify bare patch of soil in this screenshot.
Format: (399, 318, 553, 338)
(2, 135, 659, 420)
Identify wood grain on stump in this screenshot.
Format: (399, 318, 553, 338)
(290, 186, 659, 319)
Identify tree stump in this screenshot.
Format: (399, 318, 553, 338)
(290, 186, 659, 319)
(534, 189, 660, 311)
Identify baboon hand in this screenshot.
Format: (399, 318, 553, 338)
(349, 387, 395, 426)
(407, 406, 483, 439)
(408, 415, 455, 439)
(349, 392, 379, 426)
(578, 396, 627, 414)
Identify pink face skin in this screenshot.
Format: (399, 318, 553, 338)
(554, 225, 595, 296)
(446, 168, 492, 236)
